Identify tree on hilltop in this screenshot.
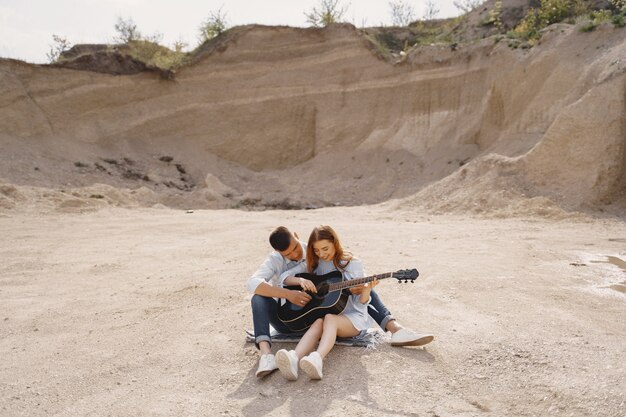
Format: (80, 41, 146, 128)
(46, 34, 71, 63)
(114, 17, 141, 43)
(305, 0, 349, 27)
(198, 7, 229, 44)
(423, 0, 440, 20)
(389, 0, 416, 26)
(113, 16, 163, 45)
(453, 0, 485, 14)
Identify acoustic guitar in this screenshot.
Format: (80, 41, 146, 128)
(277, 268, 418, 332)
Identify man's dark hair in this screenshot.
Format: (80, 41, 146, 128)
(269, 226, 292, 251)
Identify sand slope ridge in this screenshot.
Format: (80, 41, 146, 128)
(0, 21, 624, 215)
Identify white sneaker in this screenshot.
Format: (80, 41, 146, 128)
(299, 351, 323, 380)
(390, 328, 434, 347)
(255, 354, 277, 378)
(276, 349, 299, 381)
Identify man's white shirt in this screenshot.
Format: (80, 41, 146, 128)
(246, 242, 307, 297)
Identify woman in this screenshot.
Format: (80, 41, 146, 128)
(275, 225, 378, 381)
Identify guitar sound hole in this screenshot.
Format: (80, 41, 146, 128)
(315, 284, 329, 299)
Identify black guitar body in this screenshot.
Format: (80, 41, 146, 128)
(277, 271, 350, 332)
(276, 267, 418, 332)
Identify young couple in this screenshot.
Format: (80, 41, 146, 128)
(246, 225, 434, 380)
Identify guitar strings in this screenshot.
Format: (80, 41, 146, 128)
(328, 272, 393, 292)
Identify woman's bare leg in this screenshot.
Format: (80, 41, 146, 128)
(316, 314, 359, 359)
(294, 318, 323, 358)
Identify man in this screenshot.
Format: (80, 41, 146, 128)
(247, 226, 434, 378)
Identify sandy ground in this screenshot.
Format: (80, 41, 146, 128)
(1, 206, 625, 416)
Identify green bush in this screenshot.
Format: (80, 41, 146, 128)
(483, 0, 503, 30)
(580, 10, 614, 32)
(571, 0, 592, 16)
(108, 17, 190, 71)
(608, 0, 626, 13)
(580, 21, 597, 31)
(592, 9, 614, 23)
(124, 40, 187, 70)
(198, 8, 228, 43)
(509, 0, 604, 43)
(510, 8, 541, 41)
(537, 0, 576, 26)
(304, 0, 348, 27)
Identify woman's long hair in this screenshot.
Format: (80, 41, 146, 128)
(306, 225, 352, 273)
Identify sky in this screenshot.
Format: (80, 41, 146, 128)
(0, 0, 464, 64)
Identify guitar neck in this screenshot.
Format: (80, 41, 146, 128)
(328, 272, 393, 292)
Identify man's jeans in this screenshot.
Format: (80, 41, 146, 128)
(251, 295, 295, 348)
(251, 290, 395, 349)
(368, 290, 395, 331)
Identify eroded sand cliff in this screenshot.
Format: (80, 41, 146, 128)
(0, 20, 624, 216)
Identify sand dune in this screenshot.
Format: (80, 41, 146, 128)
(0, 20, 624, 215)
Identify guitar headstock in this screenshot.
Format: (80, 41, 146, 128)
(393, 268, 419, 283)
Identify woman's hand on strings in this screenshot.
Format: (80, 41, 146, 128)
(352, 279, 379, 295)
